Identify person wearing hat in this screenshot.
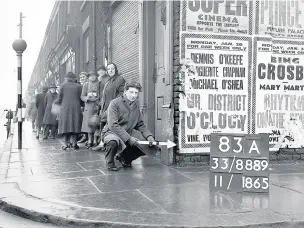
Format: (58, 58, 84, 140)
(42, 84, 58, 139)
(35, 86, 48, 139)
(80, 70, 100, 149)
(77, 72, 89, 144)
(55, 72, 83, 150)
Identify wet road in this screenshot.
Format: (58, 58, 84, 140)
(1, 121, 304, 227)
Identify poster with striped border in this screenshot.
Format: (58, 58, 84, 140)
(179, 33, 252, 153)
(180, 0, 253, 35)
(252, 37, 304, 150)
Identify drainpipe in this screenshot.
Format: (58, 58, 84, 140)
(92, 1, 97, 71)
(167, 0, 175, 165)
(139, 1, 147, 123)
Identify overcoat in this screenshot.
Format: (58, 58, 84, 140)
(42, 92, 58, 125)
(99, 75, 125, 122)
(102, 95, 157, 156)
(57, 81, 83, 134)
(25, 101, 37, 120)
(81, 81, 100, 133)
(35, 92, 47, 129)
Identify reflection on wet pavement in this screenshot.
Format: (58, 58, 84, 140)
(1, 121, 304, 217)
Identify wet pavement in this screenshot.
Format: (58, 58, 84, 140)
(0, 121, 304, 227)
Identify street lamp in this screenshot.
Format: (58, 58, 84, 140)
(12, 38, 27, 149)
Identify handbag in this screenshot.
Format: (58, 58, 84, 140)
(88, 114, 101, 128)
(51, 103, 61, 115)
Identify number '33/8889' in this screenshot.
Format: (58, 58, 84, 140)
(211, 157, 269, 173)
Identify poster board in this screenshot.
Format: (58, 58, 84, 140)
(179, 33, 252, 153)
(255, 0, 304, 39)
(180, 0, 253, 35)
(178, 0, 304, 153)
(252, 37, 304, 149)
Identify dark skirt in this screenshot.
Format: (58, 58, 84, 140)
(58, 101, 83, 134)
(43, 110, 57, 125)
(35, 110, 45, 129)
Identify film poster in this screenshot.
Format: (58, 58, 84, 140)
(253, 37, 304, 149)
(256, 0, 304, 39)
(180, 0, 253, 35)
(179, 33, 251, 153)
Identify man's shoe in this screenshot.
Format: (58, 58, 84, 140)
(72, 144, 79, 150)
(61, 144, 68, 150)
(115, 155, 131, 168)
(107, 166, 118, 171)
(86, 142, 93, 149)
(50, 136, 55, 139)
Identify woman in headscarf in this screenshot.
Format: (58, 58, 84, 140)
(91, 63, 125, 151)
(56, 72, 83, 150)
(81, 71, 100, 148)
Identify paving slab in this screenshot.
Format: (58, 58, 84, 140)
(1, 122, 304, 227)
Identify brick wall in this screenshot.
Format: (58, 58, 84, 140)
(172, 0, 210, 166)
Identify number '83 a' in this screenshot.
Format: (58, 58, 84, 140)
(219, 136, 242, 153)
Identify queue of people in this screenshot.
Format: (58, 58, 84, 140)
(29, 63, 158, 171)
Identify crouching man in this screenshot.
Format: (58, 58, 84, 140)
(101, 81, 157, 171)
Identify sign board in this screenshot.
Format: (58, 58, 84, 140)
(255, 0, 304, 39)
(180, 0, 253, 35)
(209, 133, 269, 193)
(179, 33, 252, 153)
(252, 37, 304, 149)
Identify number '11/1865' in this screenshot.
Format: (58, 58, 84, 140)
(213, 174, 269, 192)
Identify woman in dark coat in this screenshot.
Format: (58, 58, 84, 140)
(56, 72, 83, 150)
(91, 62, 125, 151)
(42, 84, 58, 139)
(81, 71, 100, 149)
(35, 86, 48, 139)
(77, 72, 89, 144)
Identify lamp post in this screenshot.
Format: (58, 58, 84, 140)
(12, 38, 27, 149)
